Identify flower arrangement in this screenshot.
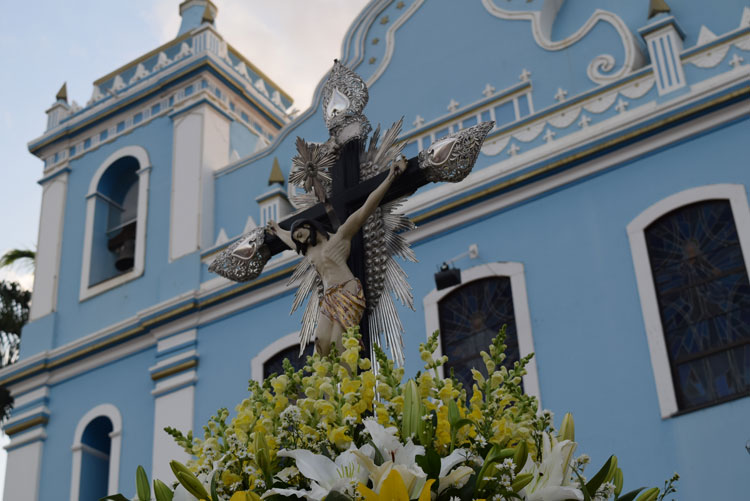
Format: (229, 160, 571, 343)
(104, 327, 678, 501)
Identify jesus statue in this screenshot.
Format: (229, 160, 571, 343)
(267, 155, 407, 356)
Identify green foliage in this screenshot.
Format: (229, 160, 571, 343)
(0, 280, 31, 421)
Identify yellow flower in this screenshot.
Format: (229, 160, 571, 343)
(358, 469, 435, 501)
(221, 469, 242, 487)
(270, 374, 289, 394)
(327, 425, 352, 449)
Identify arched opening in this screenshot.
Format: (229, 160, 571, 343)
(262, 342, 314, 380)
(77, 416, 113, 500)
(437, 277, 520, 391)
(645, 200, 750, 411)
(89, 155, 140, 285)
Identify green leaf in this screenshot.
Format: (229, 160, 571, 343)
(585, 455, 614, 496)
(153, 479, 174, 501)
(136, 465, 150, 501)
(415, 448, 441, 479)
(512, 440, 528, 474)
(573, 470, 593, 501)
(211, 471, 219, 501)
(616, 487, 646, 501)
(99, 495, 130, 501)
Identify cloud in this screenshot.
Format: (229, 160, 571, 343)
(146, 0, 370, 110)
(0, 269, 34, 291)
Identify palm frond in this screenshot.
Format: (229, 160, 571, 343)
(0, 249, 35, 269)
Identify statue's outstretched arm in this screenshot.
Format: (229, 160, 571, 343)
(267, 220, 296, 251)
(339, 156, 406, 240)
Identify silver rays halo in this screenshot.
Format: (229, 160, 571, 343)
(288, 118, 414, 366)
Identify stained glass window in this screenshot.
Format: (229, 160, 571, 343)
(645, 200, 750, 411)
(438, 277, 519, 391)
(263, 343, 314, 380)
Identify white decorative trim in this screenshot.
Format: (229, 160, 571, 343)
(156, 329, 197, 351)
(251, 331, 303, 382)
(149, 349, 198, 372)
(151, 369, 198, 397)
(366, 1, 427, 87)
(481, 0, 643, 84)
(3, 431, 45, 501)
(29, 169, 69, 320)
(4, 406, 49, 428)
(422, 263, 541, 403)
(80, 146, 151, 301)
(12, 387, 49, 409)
(5, 426, 47, 450)
(70, 403, 123, 501)
(627, 184, 750, 418)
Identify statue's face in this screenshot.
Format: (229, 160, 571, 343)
(293, 226, 311, 244)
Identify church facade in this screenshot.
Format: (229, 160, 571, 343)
(2, 0, 749, 499)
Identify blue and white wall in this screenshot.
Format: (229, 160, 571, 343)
(2, 1, 750, 500)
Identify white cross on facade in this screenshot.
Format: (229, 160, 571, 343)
(482, 83, 496, 98)
(543, 129, 556, 143)
(554, 88, 568, 102)
(507, 143, 520, 156)
(615, 98, 629, 113)
(578, 114, 591, 128)
(447, 99, 460, 112)
(519, 68, 532, 82)
(413, 115, 425, 128)
(729, 54, 745, 68)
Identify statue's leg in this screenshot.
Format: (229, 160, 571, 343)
(315, 313, 335, 356)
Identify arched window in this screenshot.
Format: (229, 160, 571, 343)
(80, 146, 151, 300)
(70, 404, 122, 501)
(78, 416, 113, 500)
(423, 263, 541, 400)
(438, 277, 519, 390)
(645, 200, 750, 411)
(251, 332, 314, 382)
(89, 156, 139, 284)
(628, 185, 750, 417)
(262, 343, 314, 380)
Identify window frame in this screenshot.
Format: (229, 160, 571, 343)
(251, 331, 304, 382)
(80, 145, 151, 300)
(627, 184, 750, 418)
(423, 262, 541, 402)
(70, 403, 122, 501)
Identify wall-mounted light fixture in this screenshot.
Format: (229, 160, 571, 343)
(434, 244, 479, 290)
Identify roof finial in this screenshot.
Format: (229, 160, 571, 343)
(648, 0, 671, 19)
(56, 82, 68, 102)
(268, 157, 285, 186)
(201, 3, 215, 24)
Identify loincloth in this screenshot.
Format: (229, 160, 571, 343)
(319, 278, 366, 329)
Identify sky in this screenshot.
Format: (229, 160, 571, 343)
(0, 0, 370, 291)
(0, 0, 370, 496)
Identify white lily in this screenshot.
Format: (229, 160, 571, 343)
(261, 446, 369, 500)
(437, 448, 474, 494)
(352, 419, 428, 498)
(520, 433, 583, 501)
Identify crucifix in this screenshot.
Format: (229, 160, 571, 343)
(209, 61, 493, 366)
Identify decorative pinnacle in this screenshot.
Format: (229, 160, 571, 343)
(56, 82, 68, 102)
(268, 157, 285, 186)
(648, 0, 671, 19)
(201, 3, 215, 24)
